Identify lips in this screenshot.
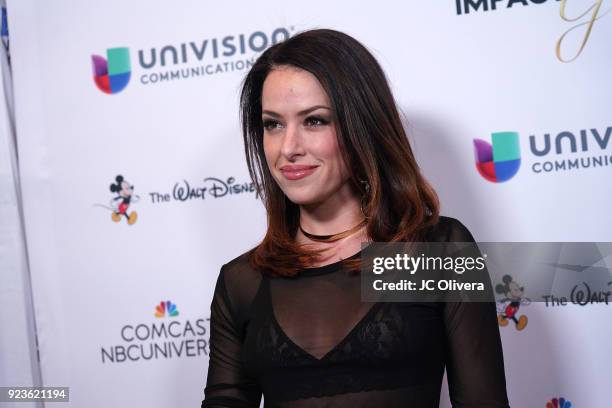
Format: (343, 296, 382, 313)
(280, 165, 319, 181)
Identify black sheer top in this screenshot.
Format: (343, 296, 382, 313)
(201, 216, 510, 407)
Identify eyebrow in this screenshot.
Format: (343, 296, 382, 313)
(262, 105, 331, 118)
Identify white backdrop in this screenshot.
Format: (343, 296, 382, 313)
(3, 0, 612, 407)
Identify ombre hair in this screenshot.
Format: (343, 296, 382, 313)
(240, 28, 439, 277)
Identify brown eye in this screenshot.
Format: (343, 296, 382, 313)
(263, 119, 281, 131)
(305, 116, 328, 127)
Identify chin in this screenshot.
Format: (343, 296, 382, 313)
(284, 189, 327, 206)
(285, 194, 319, 206)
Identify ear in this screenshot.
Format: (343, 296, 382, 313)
(116, 175, 124, 183)
(110, 184, 119, 192)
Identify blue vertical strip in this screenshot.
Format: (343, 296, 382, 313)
(1, 6, 9, 57)
(0, 7, 7, 35)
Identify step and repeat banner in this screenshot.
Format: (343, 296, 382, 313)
(6, 0, 611, 407)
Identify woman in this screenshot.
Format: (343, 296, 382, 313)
(202, 29, 510, 407)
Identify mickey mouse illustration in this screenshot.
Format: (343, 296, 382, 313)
(495, 274, 530, 331)
(109, 175, 139, 225)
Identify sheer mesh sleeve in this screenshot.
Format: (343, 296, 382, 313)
(201, 265, 262, 408)
(443, 218, 510, 407)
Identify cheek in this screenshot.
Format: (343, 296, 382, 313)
(316, 131, 347, 176)
(263, 135, 278, 171)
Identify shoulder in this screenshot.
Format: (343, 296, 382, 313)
(422, 215, 476, 243)
(216, 247, 263, 318)
(220, 246, 262, 289)
(222, 247, 258, 278)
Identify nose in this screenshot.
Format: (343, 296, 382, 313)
(279, 122, 305, 160)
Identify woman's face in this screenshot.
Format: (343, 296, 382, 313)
(261, 65, 351, 207)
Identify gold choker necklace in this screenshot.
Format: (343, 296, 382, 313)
(299, 219, 367, 243)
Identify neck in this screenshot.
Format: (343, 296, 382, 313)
(297, 188, 363, 239)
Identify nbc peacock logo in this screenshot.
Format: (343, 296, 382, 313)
(546, 397, 572, 408)
(155, 300, 179, 318)
(473, 131, 521, 182)
(91, 47, 131, 94)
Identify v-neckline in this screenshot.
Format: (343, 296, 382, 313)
(267, 288, 382, 363)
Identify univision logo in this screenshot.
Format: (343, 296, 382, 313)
(90, 27, 291, 93)
(91, 47, 131, 94)
(473, 131, 521, 182)
(473, 125, 612, 180)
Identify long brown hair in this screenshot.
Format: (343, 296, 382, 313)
(239, 28, 439, 277)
